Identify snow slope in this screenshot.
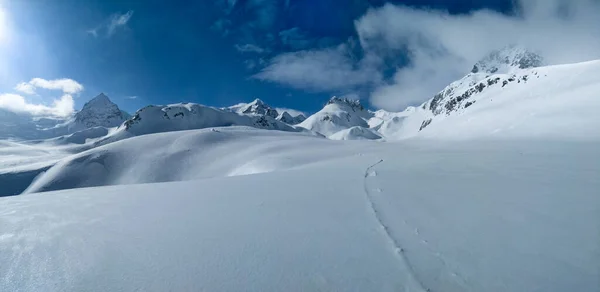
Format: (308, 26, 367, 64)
(2, 140, 598, 291)
(329, 126, 382, 140)
(0, 140, 86, 196)
(24, 127, 354, 193)
(386, 59, 600, 140)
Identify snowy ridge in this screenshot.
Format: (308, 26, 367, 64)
(120, 102, 299, 136)
(401, 59, 600, 140)
(228, 99, 307, 124)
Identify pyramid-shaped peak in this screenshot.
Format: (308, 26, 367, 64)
(249, 98, 266, 105)
(241, 98, 277, 118)
(92, 93, 110, 102)
(471, 45, 543, 74)
(83, 93, 115, 108)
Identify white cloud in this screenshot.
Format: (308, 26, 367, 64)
(125, 95, 138, 99)
(86, 28, 98, 37)
(0, 93, 74, 117)
(88, 10, 134, 38)
(256, 0, 600, 111)
(108, 10, 134, 36)
(14, 82, 36, 95)
(235, 43, 265, 53)
(26, 78, 84, 94)
(253, 44, 382, 92)
(1, 78, 84, 117)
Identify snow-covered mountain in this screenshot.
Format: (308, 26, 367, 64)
(276, 110, 306, 125)
(295, 46, 598, 141)
(298, 97, 377, 138)
(72, 93, 129, 129)
(470, 45, 544, 74)
(237, 98, 279, 118)
(0, 93, 128, 140)
(228, 98, 307, 125)
(95, 102, 304, 144)
(391, 50, 600, 140)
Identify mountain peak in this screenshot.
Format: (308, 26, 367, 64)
(241, 98, 278, 118)
(83, 93, 114, 109)
(471, 45, 543, 74)
(326, 97, 365, 111)
(249, 98, 265, 105)
(74, 93, 127, 129)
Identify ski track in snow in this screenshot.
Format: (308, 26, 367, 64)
(362, 159, 430, 292)
(363, 159, 475, 292)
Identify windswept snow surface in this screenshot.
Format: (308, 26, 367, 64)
(24, 127, 361, 193)
(1, 140, 598, 291)
(0, 140, 86, 197)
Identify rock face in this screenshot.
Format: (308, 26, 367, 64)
(425, 46, 544, 118)
(73, 93, 128, 129)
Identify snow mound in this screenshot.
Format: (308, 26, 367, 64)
(329, 126, 382, 140)
(24, 127, 356, 193)
(45, 127, 109, 145)
(299, 97, 372, 137)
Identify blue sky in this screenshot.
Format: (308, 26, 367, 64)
(1, 0, 599, 116)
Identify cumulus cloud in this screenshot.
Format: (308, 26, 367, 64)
(0, 93, 75, 117)
(253, 43, 382, 92)
(257, 0, 600, 110)
(1, 78, 84, 117)
(14, 82, 36, 95)
(16, 78, 84, 94)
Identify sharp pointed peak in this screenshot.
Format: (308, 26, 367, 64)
(250, 98, 265, 105)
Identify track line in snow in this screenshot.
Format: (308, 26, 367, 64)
(363, 159, 430, 292)
(364, 160, 471, 291)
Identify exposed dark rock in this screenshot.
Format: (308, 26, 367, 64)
(419, 119, 433, 131)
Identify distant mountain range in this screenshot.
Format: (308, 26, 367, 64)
(2, 45, 598, 143)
